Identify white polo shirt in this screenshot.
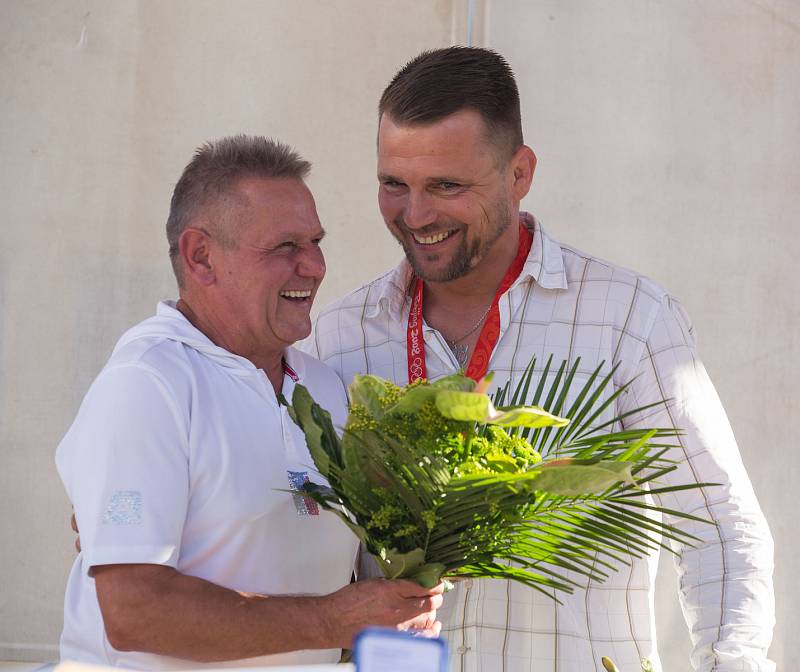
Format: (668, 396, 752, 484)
(56, 301, 358, 669)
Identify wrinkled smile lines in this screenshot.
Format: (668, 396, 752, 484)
(412, 229, 457, 246)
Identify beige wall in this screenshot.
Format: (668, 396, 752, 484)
(1, 0, 795, 668)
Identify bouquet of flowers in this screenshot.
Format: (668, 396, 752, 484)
(288, 356, 708, 596)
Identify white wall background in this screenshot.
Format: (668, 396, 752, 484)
(1, 1, 796, 669)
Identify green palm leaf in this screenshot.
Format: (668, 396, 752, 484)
(287, 356, 714, 596)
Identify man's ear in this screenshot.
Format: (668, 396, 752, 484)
(178, 228, 216, 286)
(509, 145, 537, 201)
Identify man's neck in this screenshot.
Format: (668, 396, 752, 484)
(175, 296, 285, 394)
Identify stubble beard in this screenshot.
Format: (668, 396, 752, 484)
(392, 197, 513, 283)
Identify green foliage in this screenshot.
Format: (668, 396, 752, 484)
(289, 356, 713, 595)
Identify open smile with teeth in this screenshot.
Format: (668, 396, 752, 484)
(279, 290, 312, 301)
(412, 229, 457, 246)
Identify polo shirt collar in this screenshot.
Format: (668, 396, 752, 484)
(282, 346, 306, 382)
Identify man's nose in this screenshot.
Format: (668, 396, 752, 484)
(297, 245, 326, 279)
(403, 190, 437, 230)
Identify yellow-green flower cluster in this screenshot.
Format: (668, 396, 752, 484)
(343, 377, 549, 553)
(347, 404, 379, 431)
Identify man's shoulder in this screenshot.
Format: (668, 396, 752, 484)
(105, 331, 191, 387)
(538, 228, 684, 349)
(56, 325, 194, 468)
(311, 266, 408, 352)
(526, 216, 672, 309)
(553, 241, 700, 373)
(316, 266, 406, 321)
(557, 239, 669, 304)
(90, 312, 206, 405)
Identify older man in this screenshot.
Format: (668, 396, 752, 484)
(56, 135, 442, 669)
(310, 48, 775, 671)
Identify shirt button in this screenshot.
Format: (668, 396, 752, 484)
(463, 579, 473, 589)
(456, 645, 470, 654)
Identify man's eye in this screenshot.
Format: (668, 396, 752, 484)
(381, 180, 404, 189)
(438, 182, 460, 191)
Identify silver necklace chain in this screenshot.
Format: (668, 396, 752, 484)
(445, 303, 493, 368)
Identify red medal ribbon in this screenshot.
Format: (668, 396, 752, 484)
(406, 277, 427, 383)
(406, 222, 533, 383)
(282, 358, 299, 382)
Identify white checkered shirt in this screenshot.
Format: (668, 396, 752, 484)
(306, 214, 775, 672)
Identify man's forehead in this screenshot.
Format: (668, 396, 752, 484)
(379, 108, 489, 140)
(234, 175, 311, 202)
(377, 110, 497, 175)
(228, 177, 322, 236)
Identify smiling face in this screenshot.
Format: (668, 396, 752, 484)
(208, 177, 326, 361)
(377, 109, 525, 284)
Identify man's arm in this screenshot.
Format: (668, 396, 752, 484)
(94, 564, 442, 661)
(618, 295, 775, 671)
